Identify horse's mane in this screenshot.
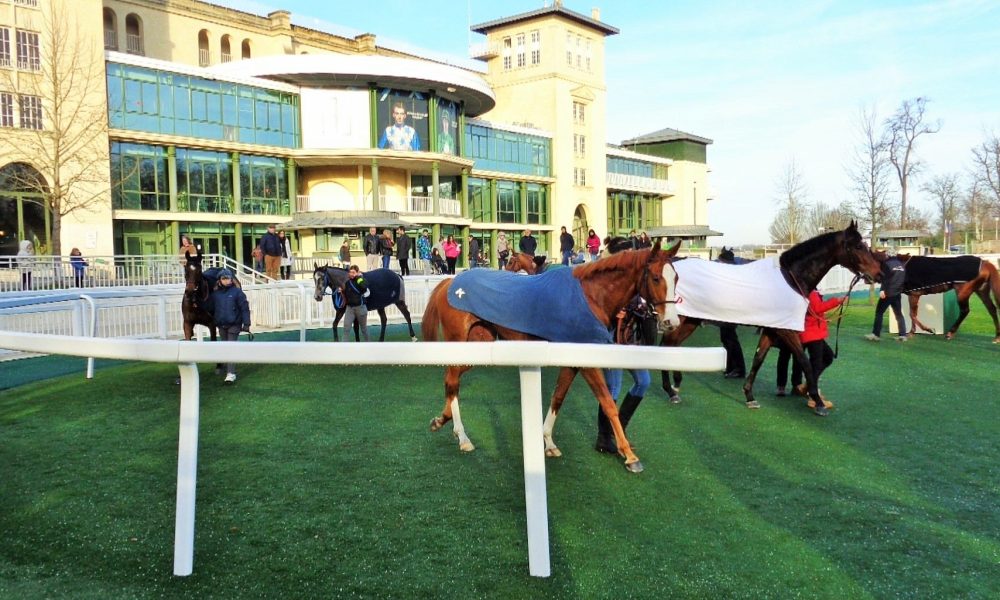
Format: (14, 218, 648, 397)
(574, 245, 652, 278)
(779, 229, 842, 269)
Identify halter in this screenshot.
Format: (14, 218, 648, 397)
(315, 268, 334, 297)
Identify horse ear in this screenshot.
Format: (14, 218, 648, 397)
(665, 239, 682, 258)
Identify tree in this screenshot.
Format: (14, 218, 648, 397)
(768, 159, 810, 244)
(845, 105, 895, 242)
(921, 173, 961, 240)
(970, 131, 1000, 221)
(885, 97, 940, 227)
(0, 4, 109, 256)
(959, 178, 989, 242)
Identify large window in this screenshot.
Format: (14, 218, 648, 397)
(468, 177, 491, 223)
(464, 123, 550, 177)
(19, 95, 42, 130)
(0, 28, 10, 67)
(0, 93, 12, 128)
(496, 181, 521, 224)
(110, 143, 169, 211)
(177, 149, 232, 213)
(526, 183, 547, 225)
(239, 155, 288, 215)
(516, 33, 526, 68)
(107, 63, 300, 148)
(530, 30, 540, 65)
(375, 88, 428, 152)
(0, 162, 49, 257)
(607, 156, 660, 178)
(15, 30, 39, 71)
(607, 192, 662, 235)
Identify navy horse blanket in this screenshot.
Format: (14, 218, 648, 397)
(332, 268, 404, 310)
(447, 268, 612, 344)
(903, 255, 982, 293)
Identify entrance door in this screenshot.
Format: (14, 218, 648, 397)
(573, 205, 588, 247)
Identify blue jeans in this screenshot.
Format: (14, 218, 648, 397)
(872, 294, 905, 337)
(381, 255, 391, 269)
(561, 250, 573, 266)
(603, 368, 651, 399)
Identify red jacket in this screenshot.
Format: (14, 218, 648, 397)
(800, 290, 844, 344)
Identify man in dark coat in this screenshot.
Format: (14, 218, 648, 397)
(559, 226, 575, 265)
(867, 254, 907, 341)
(363, 227, 381, 271)
(395, 227, 413, 276)
(518, 228, 537, 256)
(259, 224, 283, 280)
(468, 235, 480, 268)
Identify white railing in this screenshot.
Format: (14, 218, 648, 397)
(104, 29, 117, 50)
(440, 197, 462, 216)
(198, 48, 210, 66)
(126, 33, 144, 55)
(405, 195, 431, 214)
(468, 41, 501, 59)
(606, 172, 675, 195)
(0, 328, 724, 579)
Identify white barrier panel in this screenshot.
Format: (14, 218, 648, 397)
(0, 332, 725, 578)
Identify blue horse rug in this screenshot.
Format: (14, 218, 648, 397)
(333, 268, 403, 310)
(447, 268, 612, 344)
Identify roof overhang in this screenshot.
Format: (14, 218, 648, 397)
(646, 225, 723, 239)
(281, 210, 413, 231)
(293, 148, 474, 175)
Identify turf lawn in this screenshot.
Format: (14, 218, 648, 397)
(0, 305, 998, 599)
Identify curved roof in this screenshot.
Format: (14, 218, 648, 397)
(208, 54, 496, 117)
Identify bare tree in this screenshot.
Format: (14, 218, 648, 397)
(959, 178, 989, 241)
(845, 105, 895, 241)
(922, 173, 961, 240)
(768, 159, 810, 244)
(971, 131, 1000, 219)
(885, 97, 941, 227)
(807, 201, 852, 235)
(0, 4, 109, 256)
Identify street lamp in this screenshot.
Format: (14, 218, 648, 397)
(995, 216, 998, 241)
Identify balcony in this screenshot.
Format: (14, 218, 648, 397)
(198, 48, 210, 67)
(606, 172, 676, 195)
(126, 33, 144, 55)
(104, 29, 117, 50)
(296, 194, 463, 217)
(221, 52, 232, 63)
(468, 42, 501, 60)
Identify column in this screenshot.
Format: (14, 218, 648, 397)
(168, 146, 178, 212)
(371, 159, 380, 211)
(432, 161, 440, 216)
(286, 158, 297, 215)
(230, 152, 241, 214)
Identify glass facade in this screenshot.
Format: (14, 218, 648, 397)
(607, 156, 668, 179)
(177, 149, 232, 213)
(526, 183, 547, 224)
(468, 177, 491, 222)
(496, 180, 522, 223)
(607, 192, 662, 234)
(111, 142, 169, 210)
(465, 123, 550, 176)
(239, 155, 287, 215)
(107, 63, 300, 148)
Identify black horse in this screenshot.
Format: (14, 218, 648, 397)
(181, 248, 237, 375)
(312, 265, 418, 341)
(660, 221, 882, 415)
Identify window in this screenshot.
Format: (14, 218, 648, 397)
(198, 30, 210, 66)
(516, 33, 525, 68)
(526, 183, 547, 224)
(239, 155, 288, 215)
(125, 14, 143, 55)
(572, 101, 586, 125)
(241, 39, 252, 60)
(0, 28, 10, 67)
(464, 122, 550, 177)
(16, 30, 39, 71)
(496, 180, 521, 223)
(19, 94, 42, 129)
(0, 93, 13, 127)
(103, 8, 118, 50)
(468, 177, 491, 222)
(585, 39, 592, 72)
(220, 35, 232, 63)
(566, 32, 572, 65)
(177, 148, 233, 213)
(573, 133, 586, 158)
(574, 167, 587, 187)
(530, 30, 540, 65)
(14, 0, 39, 6)
(110, 142, 169, 211)
(502, 36, 511, 70)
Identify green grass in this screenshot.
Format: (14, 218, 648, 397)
(1, 307, 998, 598)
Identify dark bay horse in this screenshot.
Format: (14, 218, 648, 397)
(894, 253, 1000, 343)
(312, 265, 418, 341)
(421, 240, 681, 473)
(182, 249, 219, 342)
(661, 221, 882, 415)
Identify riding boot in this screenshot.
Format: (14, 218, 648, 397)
(618, 393, 644, 430)
(594, 409, 617, 454)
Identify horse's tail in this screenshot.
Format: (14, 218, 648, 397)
(421, 279, 450, 341)
(986, 260, 1000, 305)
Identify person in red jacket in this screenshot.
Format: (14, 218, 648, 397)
(776, 288, 845, 416)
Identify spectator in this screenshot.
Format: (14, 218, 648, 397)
(468, 235, 480, 269)
(429, 248, 447, 275)
(778, 288, 845, 415)
(363, 227, 381, 271)
(69, 247, 88, 288)
(278, 230, 293, 279)
(17, 240, 34, 291)
(341, 265, 371, 342)
(379, 228, 394, 270)
(559, 226, 575, 266)
(866, 254, 908, 342)
(519, 228, 537, 256)
(251, 245, 264, 274)
(396, 227, 412, 276)
(586, 229, 601, 262)
(442, 234, 461, 275)
(496, 231, 510, 269)
(339, 238, 352, 268)
(259, 224, 283, 280)
(178, 235, 195, 269)
(417, 229, 432, 274)
(209, 268, 251, 384)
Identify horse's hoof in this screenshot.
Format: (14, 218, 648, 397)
(993, 337, 1000, 344)
(669, 395, 681, 404)
(945, 333, 954, 340)
(174, 377, 181, 386)
(429, 417, 443, 432)
(459, 441, 475, 452)
(624, 460, 644, 473)
(813, 406, 829, 417)
(746, 400, 760, 409)
(545, 447, 562, 458)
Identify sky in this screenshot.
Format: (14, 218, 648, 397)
(224, 0, 1000, 246)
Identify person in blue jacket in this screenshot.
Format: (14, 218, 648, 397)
(210, 269, 251, 383)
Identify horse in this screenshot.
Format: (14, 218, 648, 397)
(312, 265, 418, 341)
(181, 249, 219, 342)
(504, 252, 548, 274)
(660, 221, 882, 415)
(421, 239, 681, 473)
(893, 253, 1000, 343)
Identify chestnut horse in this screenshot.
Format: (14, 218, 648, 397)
(422, 240, 681, 473)
(895, 253, 1000, 343)
(661, 221, 882, 415)
(504, 252, 547, 274)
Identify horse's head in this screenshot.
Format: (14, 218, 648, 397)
(313, 264, 348, 302)
(838, 220, 882, 282)
(627, 238, 682, 334)
(504, 252, 546, 274)
(718, 246, 735, 264)
(184, 249, 204, 294)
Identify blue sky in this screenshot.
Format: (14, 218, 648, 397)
(226, 0, 1000, 245)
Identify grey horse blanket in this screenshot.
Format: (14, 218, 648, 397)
(902, 255, 981, 293)
(447, 268, 612, 343)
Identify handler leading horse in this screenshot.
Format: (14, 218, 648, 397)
(312, 265, 418, 341)
(661, 221, 882, 415)
(422, 239, 681, 473)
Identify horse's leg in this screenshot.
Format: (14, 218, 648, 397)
(429, 364, 475, 452)
(395, 301, 418, 341)
(974, 286, 1000, 342)
(946, 292, 973, 340)
(331, 308, 344, 341)
(209, 324, 223, 373)
(659, 319, 698, 403)
(542, 367, 579, 458)
(377, 308, 388, 341)
(742, 330, 777, 409)
(580, 368, 642, 473)
(908, 294, 935, 335)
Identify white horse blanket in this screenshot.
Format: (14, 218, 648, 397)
(674, 257, 809, 331)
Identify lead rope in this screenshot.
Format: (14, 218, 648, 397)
(832, 273, 863, 358)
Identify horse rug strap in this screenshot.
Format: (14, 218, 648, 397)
(447, 268, 612, 344)
(903, 255, 981, 293)
(616, 295, 657, 346)
(674, 257, 809, 331)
